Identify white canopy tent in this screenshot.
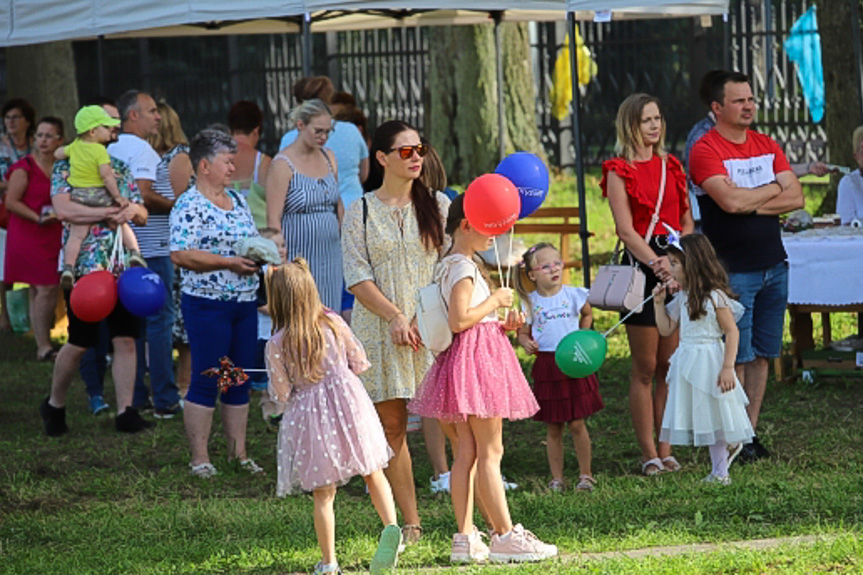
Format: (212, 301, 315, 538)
(1, 1, 727, 47)
(0, 0, 730, 284)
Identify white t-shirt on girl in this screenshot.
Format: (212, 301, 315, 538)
(440, 254, 496, 323)
(522, 285, 589, 352)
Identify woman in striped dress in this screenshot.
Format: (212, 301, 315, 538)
(267, 99, 342, 312)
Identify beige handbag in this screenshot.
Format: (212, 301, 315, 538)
(589, 157, 667, 313)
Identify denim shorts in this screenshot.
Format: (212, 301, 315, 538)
(728, 261, 789, 364)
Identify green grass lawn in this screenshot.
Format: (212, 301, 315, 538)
(1, 174, 861, 573)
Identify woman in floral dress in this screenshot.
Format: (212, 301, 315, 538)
(341, 120, 449, 544)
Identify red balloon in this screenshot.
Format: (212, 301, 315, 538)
(464, 173, 521, 235)
(70, 270, 117, 323)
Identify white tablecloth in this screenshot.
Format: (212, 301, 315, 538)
(782, 228, 863, 306)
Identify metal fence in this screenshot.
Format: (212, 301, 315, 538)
(64, 0, 826, 166)
(536, 0, 827, 168)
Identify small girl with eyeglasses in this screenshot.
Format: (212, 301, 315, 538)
(516, 243, 604, 493)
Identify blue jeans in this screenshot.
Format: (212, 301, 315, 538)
(248, 338, 269, 391)
(80, 322, 111, 399)
(182, 293, 257, 407)
(133, 256, 180, 410)
(729, 261, 789, 364)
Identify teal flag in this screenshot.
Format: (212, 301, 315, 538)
(784, 6, 824, 123)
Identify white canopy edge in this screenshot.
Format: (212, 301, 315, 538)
(1, 1, 728, 46)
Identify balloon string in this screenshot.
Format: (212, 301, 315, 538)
(506, 229, 514, 293)
(493, 237, 504, 289)
(602, 292, 657, 338)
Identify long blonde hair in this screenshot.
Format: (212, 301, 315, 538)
(268, 258, 339, 383)
(614, 93, 666, 162)
(149, 102, 188, 155)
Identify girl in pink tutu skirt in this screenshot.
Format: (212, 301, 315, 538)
(409, 195, 558, 565)
(516, 243, 604, 493)
(266, 259, 402, 575)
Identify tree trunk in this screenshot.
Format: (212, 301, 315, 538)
(426, 23, 541, 184)
(813, 0, 863, 213)
(6, 41, 79, 137)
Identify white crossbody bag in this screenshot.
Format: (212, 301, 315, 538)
(416, 257, 478, 354)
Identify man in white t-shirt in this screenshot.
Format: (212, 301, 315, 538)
(108, 90, 181, 419)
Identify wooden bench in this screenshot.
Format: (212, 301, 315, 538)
(511, 207, 591, 272)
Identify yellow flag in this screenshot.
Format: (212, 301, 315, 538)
(550, 28, 597, 121)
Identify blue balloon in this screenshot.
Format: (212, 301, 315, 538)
(495, 152, 550, 219)
(118, 267, 166, 317)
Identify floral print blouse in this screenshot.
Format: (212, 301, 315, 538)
(169, 186, 259, 302)
(50, 158, 140, 277)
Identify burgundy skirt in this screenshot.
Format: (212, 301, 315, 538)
(531, 351, 604, 423)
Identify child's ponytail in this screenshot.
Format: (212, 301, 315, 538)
(515, 242, 556, 322)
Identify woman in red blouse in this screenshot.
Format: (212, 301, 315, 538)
(600, 93, 694, 476)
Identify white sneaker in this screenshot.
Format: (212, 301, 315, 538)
(489, 524, 557, 563)
(450, 528, 489, 563)
(190, 462, 217, 478)
(430, 471, 451, 494)
(501, 475, 518, 491)
(702, 473, 732, 486)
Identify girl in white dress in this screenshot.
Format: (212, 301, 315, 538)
(653, 233, 754, 485)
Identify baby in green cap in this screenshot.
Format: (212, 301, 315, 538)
(56, 105, 145, 289)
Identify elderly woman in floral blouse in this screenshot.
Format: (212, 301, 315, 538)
(170, 129, 263, 478)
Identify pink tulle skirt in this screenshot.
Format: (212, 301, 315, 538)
(408, 322, 539, 422)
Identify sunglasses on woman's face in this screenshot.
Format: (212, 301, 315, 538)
(388, 144, 428, 160)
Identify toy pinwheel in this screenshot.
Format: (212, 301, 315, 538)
(202, 356, 250, 393)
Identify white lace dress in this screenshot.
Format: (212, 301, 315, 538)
(659, 290, 755, 446)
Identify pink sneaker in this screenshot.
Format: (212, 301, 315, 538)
(450, 528, 489, 563)
(489, 524, 558, 563)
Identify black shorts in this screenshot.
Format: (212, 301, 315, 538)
(63, 288, 141, 349)
(621, 237, 667, 327)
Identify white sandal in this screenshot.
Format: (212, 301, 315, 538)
(641, 458, 664, 476)
(661, 456, 681, 472)
(239, 459, 264, 474)
(575, 475, 596, 491)
(190, 462, 217, 478)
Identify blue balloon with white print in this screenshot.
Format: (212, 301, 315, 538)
(495, 152, 550, 219)
(118, 267, 166, 317)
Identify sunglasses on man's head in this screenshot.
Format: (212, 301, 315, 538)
(388, 144, 428, 160)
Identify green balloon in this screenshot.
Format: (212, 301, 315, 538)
(555, 330, 607, 378)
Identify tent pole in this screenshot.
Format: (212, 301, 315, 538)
(851, 0, 863, 125)
(97, 35, 105, 96)
(302, 13, 312, 76)
(567, 12, 590, 288)
(494, 11, 506, 162)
